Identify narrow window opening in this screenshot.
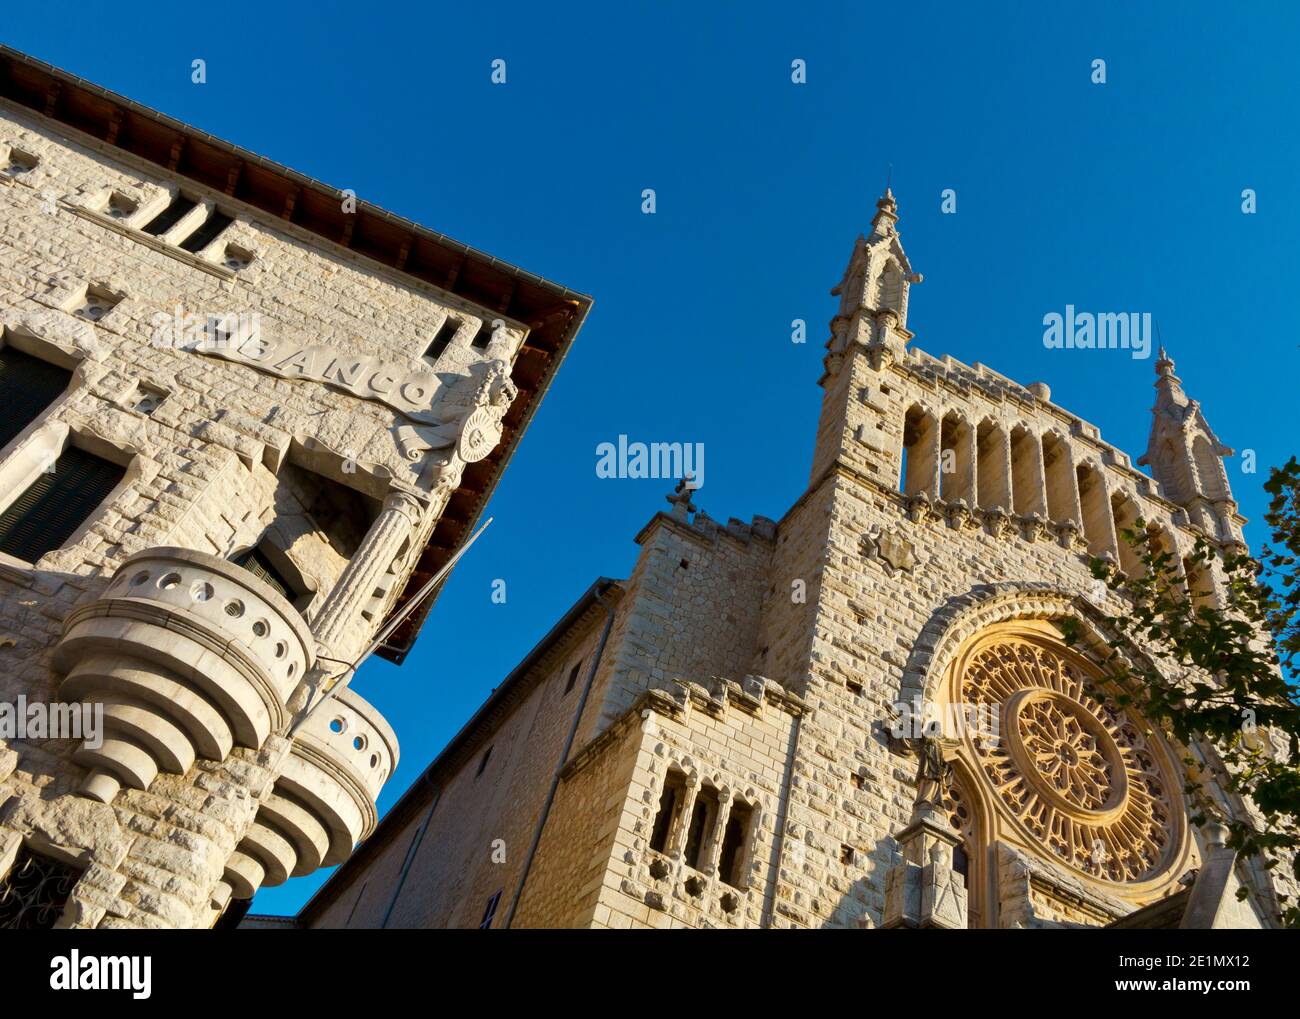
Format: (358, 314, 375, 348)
(1076, 464, 1115, 556)
(476, 746, 493, 777)
(1110, 494, 1144, 578)
(718, 801, 753, 889)
(563, 660, 583, 694)
(179, 211, 235, 254)
(649, 770, 685, 853)
(901, 405, 937, 497)
(1041, 433, 1077, 525)
(232, 545, 295, 603)
(939, 413, 972, 503)
(952, 842, 970, 880)
(683, 785, 719, 870)
(424, 317, 460, 361)
(141, 194, 197, 236)
(0, 847, 81, 930)
(976, 420, 1009, 511)
(1010, 425, 1043, 517)
(471, 320, 495, 349)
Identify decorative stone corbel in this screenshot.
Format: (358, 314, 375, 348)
(944, 498, 977, 531)
(1021, 511, 1050, 543)
(982, 506, 1017, 541)
(1056, 519, 1088, 552)
(905, 492, 938, 525)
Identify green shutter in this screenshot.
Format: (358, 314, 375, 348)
(0, 346, 72, 450)
(0, 447, 124, 561)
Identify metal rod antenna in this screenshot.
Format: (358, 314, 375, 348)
(293, 516, 494, 731)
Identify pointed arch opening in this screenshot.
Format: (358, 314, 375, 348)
(940, 412, 973, 504)
(1076, 463, 1117, 557)
(901, 404, 939, 498)
(1010, 425, 1046, 517)
(1192, 435, 1229, 502)
(1110, 492, 1144, 577)
(878, 259, 904, 313)
(976, 419, 1011, 511)
(1041, 432, 1080, 526)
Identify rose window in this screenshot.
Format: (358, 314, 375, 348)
(958, 638, 1178, 883)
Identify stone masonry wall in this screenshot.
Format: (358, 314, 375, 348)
(304, 608, 609, 928)
(0, 101, 524, 927)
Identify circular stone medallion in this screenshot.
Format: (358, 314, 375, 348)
(457, 408, 501, 463)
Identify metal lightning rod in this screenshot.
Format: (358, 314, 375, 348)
(294, 516, 494, 731)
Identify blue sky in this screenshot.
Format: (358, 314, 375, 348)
(6, 2, 1299, 915)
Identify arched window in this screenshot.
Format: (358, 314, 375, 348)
(976, 419, 1011, 511)
(1041, 432, 1080, 526)
(936, 620, 1190, 925)
(1110, 492, 1144, 577)
(878, 260, 904, 312)
(901, 405, 939, 498)
(1010, 425, 1046, 516)
(1076, 463, 1117, 556)
(940, 413, 973, 503)
(1192, 435, 1228, 502)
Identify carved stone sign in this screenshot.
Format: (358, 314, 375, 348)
(193, 332, 441, 422)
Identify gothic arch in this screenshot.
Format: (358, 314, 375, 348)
(1192, 434, 1229, 502)
(900, 584, 1199, 912)
(877, 259, 904, 313)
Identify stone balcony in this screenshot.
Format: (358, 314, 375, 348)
(222, 687, 398, 901)
(53, 546, 316, 802)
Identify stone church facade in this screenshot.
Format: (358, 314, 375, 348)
(0, 47, 589, 929)
(292, 190, 1285, 930)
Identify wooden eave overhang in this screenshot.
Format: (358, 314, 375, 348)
(0, 46, 593, 663)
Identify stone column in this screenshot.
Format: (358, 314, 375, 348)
(704, 791, 734, 876)
(309, 491, 423, 659)
(668, 777, 700, 860)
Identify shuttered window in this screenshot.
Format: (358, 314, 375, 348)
(0, 346, 71, 450)
(233, 546, 293, 602)
(0, 446, 123, 562)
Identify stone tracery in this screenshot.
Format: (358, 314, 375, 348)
(956, 633, 1179, 884)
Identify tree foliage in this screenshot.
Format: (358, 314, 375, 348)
(1061, 458, 1300, 927)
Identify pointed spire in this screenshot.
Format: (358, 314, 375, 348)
(1138, 340, 1242, 542)
(1154, 329, 1176, 378)
(870, 186, 899, 238)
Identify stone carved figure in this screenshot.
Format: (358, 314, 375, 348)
(391, 360, 519, 491)
(912, 735, 955, 810)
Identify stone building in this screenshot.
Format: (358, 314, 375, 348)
(0, 47, 590, 929)
(289, 189, 1284, 930)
